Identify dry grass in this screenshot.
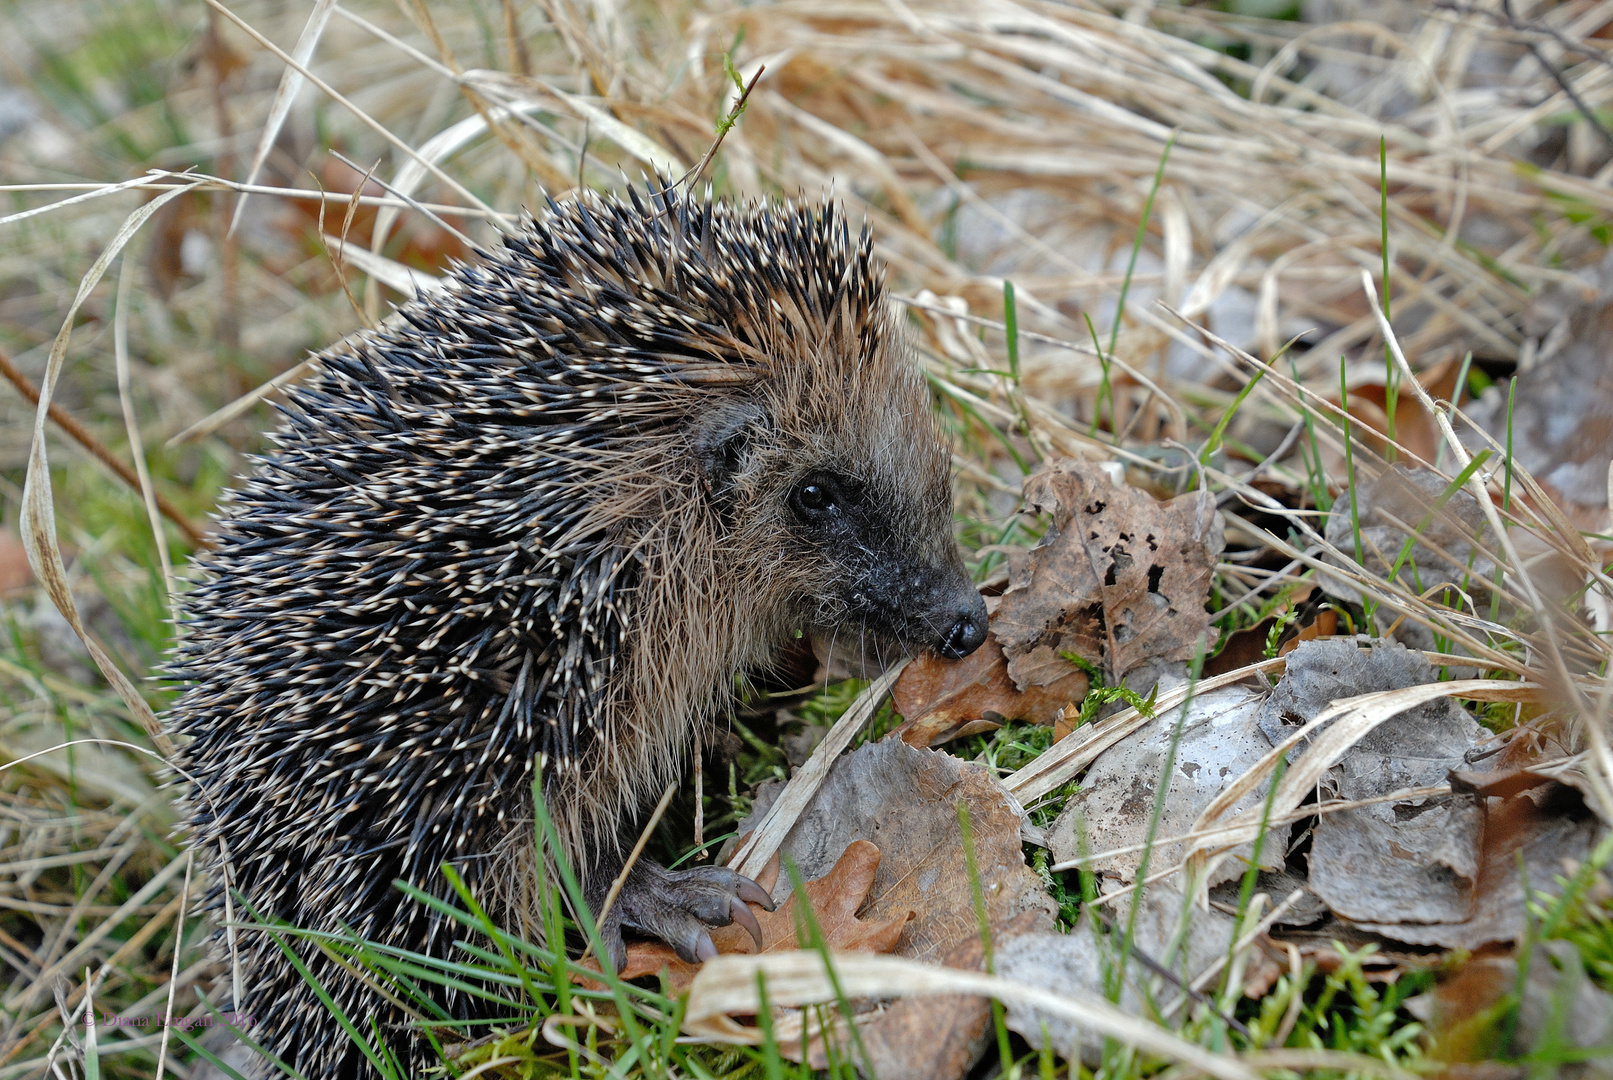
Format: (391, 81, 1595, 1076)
(2, 0, 1612, 1075)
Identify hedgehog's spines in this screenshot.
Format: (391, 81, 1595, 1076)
(170, 186, 941, 1080)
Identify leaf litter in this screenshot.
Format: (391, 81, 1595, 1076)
(705, 453, 1610, 1075)
(891, 608, 1088, 749)
(656, 739, 1056, 1075)
(998, 885, 1282, 1066)
(1047, 682, 1281, 889)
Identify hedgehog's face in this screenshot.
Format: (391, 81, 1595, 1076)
(695, 394, 987, 663)
(777, 464, 987, 661)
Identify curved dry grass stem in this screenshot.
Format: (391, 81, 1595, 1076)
(112, 255, 177, 610)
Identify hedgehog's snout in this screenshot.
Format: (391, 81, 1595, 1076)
(870, 562, 987, 660)
(925, 573, 988, 660)
(937, 600, 988, 660)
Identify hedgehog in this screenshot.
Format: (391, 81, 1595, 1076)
(168, 185, 988, 1079)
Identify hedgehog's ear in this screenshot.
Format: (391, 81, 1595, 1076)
(691, 401, 769, 500)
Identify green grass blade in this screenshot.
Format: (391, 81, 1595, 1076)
(168, 1024, 255, 1080)
(1339, 356, 1374, 622)
(756, 971, 787, 1080)
(529, 775, 648, 1048)
(957, 803, 1013, 1069)
(1110, 131, 1176, 357)
(438, 862, 548, 1011)
(1113, 642, 1205, 1007)
(1383, 449, 1492, 590)
(1200, 367, 1265, 465)
(236, 896, 400, 1078)
(781, 855, 878, 1079)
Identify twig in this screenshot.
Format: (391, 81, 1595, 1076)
(684, 65, 765, 190)
(1089, 905, 1252, 1039)
(645, 64, 766, 214)
(1501, 0, 1613, 149)
(0, 347, 210, 548)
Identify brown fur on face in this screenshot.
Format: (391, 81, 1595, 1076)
(169, 188, 982, 1080)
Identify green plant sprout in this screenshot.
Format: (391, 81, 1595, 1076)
(1339, 356, 1376, 624)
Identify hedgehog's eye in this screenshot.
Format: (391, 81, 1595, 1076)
(790, 474, 846, 521)
(798, 484, 832, 510)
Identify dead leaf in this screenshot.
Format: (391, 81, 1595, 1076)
(1203, 616, 1280, 678)
(1052, 708, 1079, 742)
(1047, 683, 1280, 888)
(585, 841, 913, 995)
(994, 459, 1223, 686)
(736, 739, 1056, 1079)
(1320, 466, 1499, 620)
(1333, 354, 1464, 466)
(680, 951, 1263, 1080)
(999, 884, 1280, 1066)
(1258, 639, 1490, 929)
(1415, 941, 1613, 1065)
(1448, 766, 1556, 801)
(1463, 263, 1613, 528)
(890, 624, 1088, 749)
(1260, 638, 1604, 949)
(1209, 869, 1328, 929)
(1278, 608, 1337, 655)
(744, 739, 1054, 960)
(1349, 780, 1601, 950)
(598, 737, 1058, 1077)
(1204, 587, 1332, 676)
(1257, 638, 1470, 758)
(824, 909, 1046, 1080)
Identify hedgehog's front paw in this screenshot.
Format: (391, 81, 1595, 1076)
(599, 860, 775, 972)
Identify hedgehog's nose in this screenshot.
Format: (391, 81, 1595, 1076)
(937, 603, 988, 660)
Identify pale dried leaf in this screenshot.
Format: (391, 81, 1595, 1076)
(1048, 684, 1278, 888)
(728, 664, 903, 881)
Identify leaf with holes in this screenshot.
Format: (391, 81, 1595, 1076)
(993, 460, 1223, 686)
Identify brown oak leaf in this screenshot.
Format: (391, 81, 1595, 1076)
(890, 621, 1087, 749)
(579, 840, 912, 995)
(993, 459, 1222, 685)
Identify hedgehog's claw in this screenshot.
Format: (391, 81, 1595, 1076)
(736, 877, 776, 911)
(604, 859, 774, 969)
(694, 931, 718, 963)
(598, 918, 629, 975)
(729, 895, 763, 950)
